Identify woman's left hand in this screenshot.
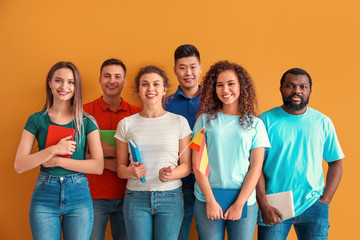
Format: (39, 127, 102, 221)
(159, 166, 173, 182)
(42, 156, 60, 168)
(224, 202, 244, 220)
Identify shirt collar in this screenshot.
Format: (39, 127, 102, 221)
(174, 85, 202, 100)
(97, 96, 126, 112)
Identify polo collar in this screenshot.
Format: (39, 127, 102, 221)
(174, 85, 202, 100)
(97, 96, 126, 112)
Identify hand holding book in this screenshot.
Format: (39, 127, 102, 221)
(129, 139, 146, 183)
(131, 162, 146, 181)
(53, 136, 76, 156)
(45, 125, 76, 158)
(260, 204, 285, 226)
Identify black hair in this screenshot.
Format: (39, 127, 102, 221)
(100, 58, 126, 76)
(280, 68, 312, 89)
(174, 44, 200, 63)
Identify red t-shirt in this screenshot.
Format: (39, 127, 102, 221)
(84, 97, 141, 199)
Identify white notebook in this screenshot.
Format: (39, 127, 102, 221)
(265, 190, 295, 218)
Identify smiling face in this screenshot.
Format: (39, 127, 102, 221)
(99, 64, 126, 98)
(138, 73, 167, 106)
(216, 70, 240, 108)
(48, 68, 75, 102)
(280, 73, 312, 114)
(174, 56, 202, 91)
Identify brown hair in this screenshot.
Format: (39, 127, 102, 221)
(198, 60, 258, 128)
(43, 61, 92, 146)
(133, 65, 170, 101)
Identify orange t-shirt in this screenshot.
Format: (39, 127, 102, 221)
(84, 97, 141, 199)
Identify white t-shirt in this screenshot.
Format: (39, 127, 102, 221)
(115, 112, 192, 191)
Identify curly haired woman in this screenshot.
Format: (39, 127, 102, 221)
(192, 60, 270, 240)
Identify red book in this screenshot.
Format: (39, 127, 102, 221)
(45, 125, 75, 158)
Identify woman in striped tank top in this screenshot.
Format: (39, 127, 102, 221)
(115, 65, 192, 240)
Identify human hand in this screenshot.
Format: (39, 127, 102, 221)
(159, 166, 173, 182)
(101, 139, 115, 158)
(42, 156, 60, 168)
(224, 202, 244, 220)
(318, 196, 331, 205)
(55, 136, 76, 156)
(260, 205, 285, 226)
(206, 200, 224, 220)
(131, 162, 146, 179)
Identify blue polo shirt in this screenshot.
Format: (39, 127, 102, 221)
(164, 86, 201, 186)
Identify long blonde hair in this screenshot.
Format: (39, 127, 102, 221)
(43, 61, 91, 147)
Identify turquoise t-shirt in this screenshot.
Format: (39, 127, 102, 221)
(24, 110, 98, 176)
(258, 106, 345, 225)
(193, 113, 271, 205)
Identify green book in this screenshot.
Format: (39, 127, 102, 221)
(100, 130, 116, 147)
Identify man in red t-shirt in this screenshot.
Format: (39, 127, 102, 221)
(84, 59, 141, 240)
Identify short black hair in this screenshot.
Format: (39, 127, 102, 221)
(174, 44, 200, 63)
(100, 58, 126, 76)
(280, 68, 312, 89)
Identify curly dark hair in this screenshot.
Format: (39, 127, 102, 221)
(198, 60, 258, 128)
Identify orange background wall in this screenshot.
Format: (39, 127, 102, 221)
(1, 0, 359, 239)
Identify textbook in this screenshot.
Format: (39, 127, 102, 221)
(100, 130, 116, 147)
(45, 125, 75, 158)
(212, 188, 247, 218)
(265, 190, 295, 218)
(128, 139, 146, 183)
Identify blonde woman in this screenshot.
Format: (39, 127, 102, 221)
(14, 62, 103, 240)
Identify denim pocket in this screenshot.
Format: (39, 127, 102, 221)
(125, 189, 139, 197)
(73, 176, 89, 189)
(163, 188, 183, 198)
(317, 200, 330, 207)
(34, 175, 49, 190)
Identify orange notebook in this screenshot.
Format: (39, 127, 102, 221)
(45, 125, 75, 158)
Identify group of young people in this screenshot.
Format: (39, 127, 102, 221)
(14, 44, 344, 240)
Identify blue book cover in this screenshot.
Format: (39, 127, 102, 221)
(212, 188, 247, 218)
(129, 139, 145, 183)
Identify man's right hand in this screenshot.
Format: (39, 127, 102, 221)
(260, 205, 285, 226)
(101, 139, 116, 158)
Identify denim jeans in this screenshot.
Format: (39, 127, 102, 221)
(258, 200, 330, 240)
(178, 185, 196, 240)
(90, 199, 127, 240)
(29, 171, 94, 240)
(194, 199, 257, 240)
(123, 187, 184, 240)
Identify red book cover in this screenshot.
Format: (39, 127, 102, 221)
(45, 125, 75, 158)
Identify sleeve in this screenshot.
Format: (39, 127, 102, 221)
(192, 114, 205, 139)
(251, 118, 271, 150)
(323, 117, 345, 162)
(178, 115, 192, 139)
(114, 118, 128, 143)
(84, 115, 99, 136)
(24, 113, 39, 136)
(83, 103, 91, 115)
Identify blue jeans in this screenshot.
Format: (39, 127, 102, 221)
(90, 199, 127, 240)
(194, 199, 257, 240)
(123, 187, 184, 240)
(29, 171, 94, 240)
(178, 185, 196, 240)
(258, 200, 330, 240)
